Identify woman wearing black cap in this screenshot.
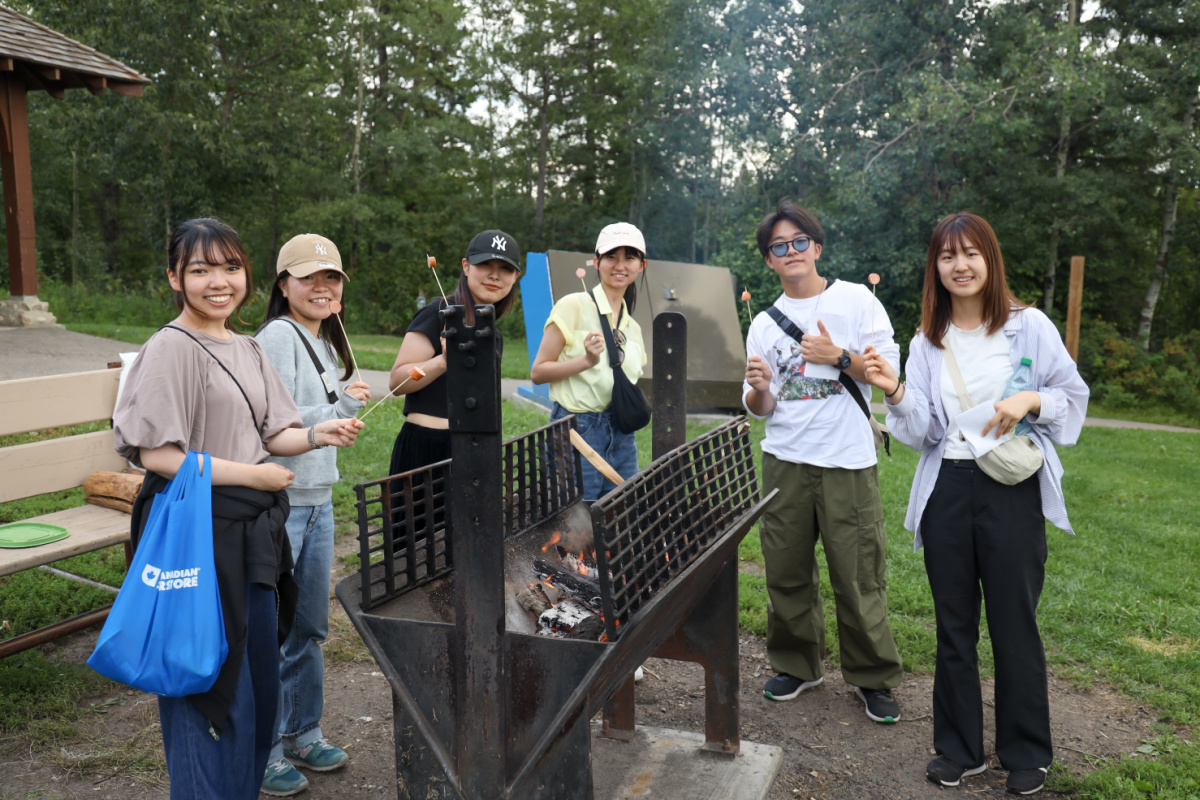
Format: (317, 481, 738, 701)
(386, 229, 521, 477)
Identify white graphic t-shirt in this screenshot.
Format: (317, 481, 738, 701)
(742, 280, 900, 469)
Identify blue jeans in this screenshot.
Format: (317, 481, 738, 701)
(269, 501, 335, 762)
(159, 583, 278, 800)
(550, 404, 639, 500)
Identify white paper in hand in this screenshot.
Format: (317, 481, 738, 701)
(803, 312, 848, 381)
(956, 402, 1012, 457)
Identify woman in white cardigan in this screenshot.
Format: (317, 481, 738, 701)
(862, 212, 1088, 796)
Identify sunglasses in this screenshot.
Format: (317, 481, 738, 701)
(611, 329, 627, 367)
(768, 236, 813, 258)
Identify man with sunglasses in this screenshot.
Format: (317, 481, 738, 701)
(743, 200, 905, 724)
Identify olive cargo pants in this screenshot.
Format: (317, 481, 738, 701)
(760, 454, 903, 690)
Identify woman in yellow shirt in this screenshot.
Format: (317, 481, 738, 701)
(531, 223, 648, 499)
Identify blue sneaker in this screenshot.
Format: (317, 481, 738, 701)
(262, 759, 309, 796)
(285, 738, 349, 772)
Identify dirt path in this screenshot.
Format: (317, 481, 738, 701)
(0, 550, 1163, 800)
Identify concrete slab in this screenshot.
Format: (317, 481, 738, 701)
(591, 723, 782, 800)
(0, 326, 135, 381)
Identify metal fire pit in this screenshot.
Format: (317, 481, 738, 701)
(336, 306, 776, 800)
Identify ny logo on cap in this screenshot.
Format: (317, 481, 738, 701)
(491, 235, 507, 251)
(315, 244, 328, 255)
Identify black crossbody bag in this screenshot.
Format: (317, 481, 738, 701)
(764, 306, 890, 456)
(257, 317, 338, 403)
(588, 293, 651, 435)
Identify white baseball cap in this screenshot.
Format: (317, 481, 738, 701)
(594, 222, 646, 258)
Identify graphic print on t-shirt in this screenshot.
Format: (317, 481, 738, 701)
(774, 341, 844, 401)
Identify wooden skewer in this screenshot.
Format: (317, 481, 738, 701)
(428, 254, 450, 306)
(358, 366, 426, 421)
(576, 266, 589, 294)
(326, 301, 362, 385)
(569, 429, 625, 486)
(868, 273, 880, 350)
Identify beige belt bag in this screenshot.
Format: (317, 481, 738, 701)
(942, 345, 1043, 486)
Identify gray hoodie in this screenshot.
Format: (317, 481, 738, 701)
(256, 318, 364, 506)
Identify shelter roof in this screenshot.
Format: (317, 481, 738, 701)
(0, 4, 151, 97)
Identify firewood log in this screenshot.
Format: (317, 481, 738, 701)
(85, 495, 133, 514)
(532, 558, 602, 609)
(538, 598, 604, 640)
(82, 471, 143, 504)
(516, 584, 553, 616)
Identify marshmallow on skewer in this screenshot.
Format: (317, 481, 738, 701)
(868, 273, 881, 349)
(359, 366, 426, 421)
(740, 289, 753, 323)
(576, 267, 589, 294)
(427, 254, 450, 306)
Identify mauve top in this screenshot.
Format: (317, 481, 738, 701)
(114, 325, 301, 467)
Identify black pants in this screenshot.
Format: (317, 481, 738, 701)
(921, 459, 1051, 771)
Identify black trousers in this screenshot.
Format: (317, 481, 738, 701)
(921, 459, 1052, 771)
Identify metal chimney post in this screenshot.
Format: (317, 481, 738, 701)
(442, 304, 506, 797)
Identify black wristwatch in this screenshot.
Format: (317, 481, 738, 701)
(836, 349, 851, 371)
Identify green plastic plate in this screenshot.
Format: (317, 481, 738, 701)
(0, 521, 70, 549)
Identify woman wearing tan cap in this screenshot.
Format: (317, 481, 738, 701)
(256, 233, 371, 795)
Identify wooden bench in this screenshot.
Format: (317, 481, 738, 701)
(0, 367, 132, 658)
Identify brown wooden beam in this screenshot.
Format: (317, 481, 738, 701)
(1065, 256, 1085, 362)
(0, 605, 112, 658)
(108, 80, 144, 97)
(81, 74, 107, 97)
(0, 72, 40, 297)
(0, 59, 12, 72)
(16, 64, 64, 99)
(38, 66, 61, 82)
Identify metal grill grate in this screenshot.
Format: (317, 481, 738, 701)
(354, 416, 582, 609)
(591, 417, 758, 638)
(501, 415, 583, 539)
(354, 460, 453, 610)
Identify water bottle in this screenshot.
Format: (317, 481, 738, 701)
(1001, 357, 1034, 436)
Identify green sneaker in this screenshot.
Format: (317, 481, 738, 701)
(262, 759, 309, 796)
(285, 738, 349, 772)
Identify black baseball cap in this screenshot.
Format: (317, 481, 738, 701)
(466, 229, 522, 273)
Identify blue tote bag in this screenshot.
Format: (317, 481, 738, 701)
(88, 451, 227, 696)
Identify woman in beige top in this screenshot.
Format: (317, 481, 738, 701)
(112, 217, 363, 800)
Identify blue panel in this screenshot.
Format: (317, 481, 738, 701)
(519, 253, 552, 405)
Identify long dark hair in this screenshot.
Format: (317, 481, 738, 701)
(262, 275, 354, 381)
(166, 217, 253, 330)
(921, 212, 1025, 349)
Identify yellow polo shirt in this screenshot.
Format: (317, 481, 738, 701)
(545, 286, 647, 413)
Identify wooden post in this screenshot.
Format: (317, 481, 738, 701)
(0, 71, 39, 298)
(1065, 256, 1085, 361)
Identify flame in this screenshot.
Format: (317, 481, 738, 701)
(541, 532, 562, 553)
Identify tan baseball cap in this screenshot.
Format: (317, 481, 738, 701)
(276, 233, 348, 279)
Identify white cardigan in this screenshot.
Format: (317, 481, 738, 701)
(885, 307, 1090, 549)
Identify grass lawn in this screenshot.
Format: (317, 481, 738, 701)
(2, 405, 1197, 791)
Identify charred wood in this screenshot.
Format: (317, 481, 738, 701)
(532, 558, 601, 608)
